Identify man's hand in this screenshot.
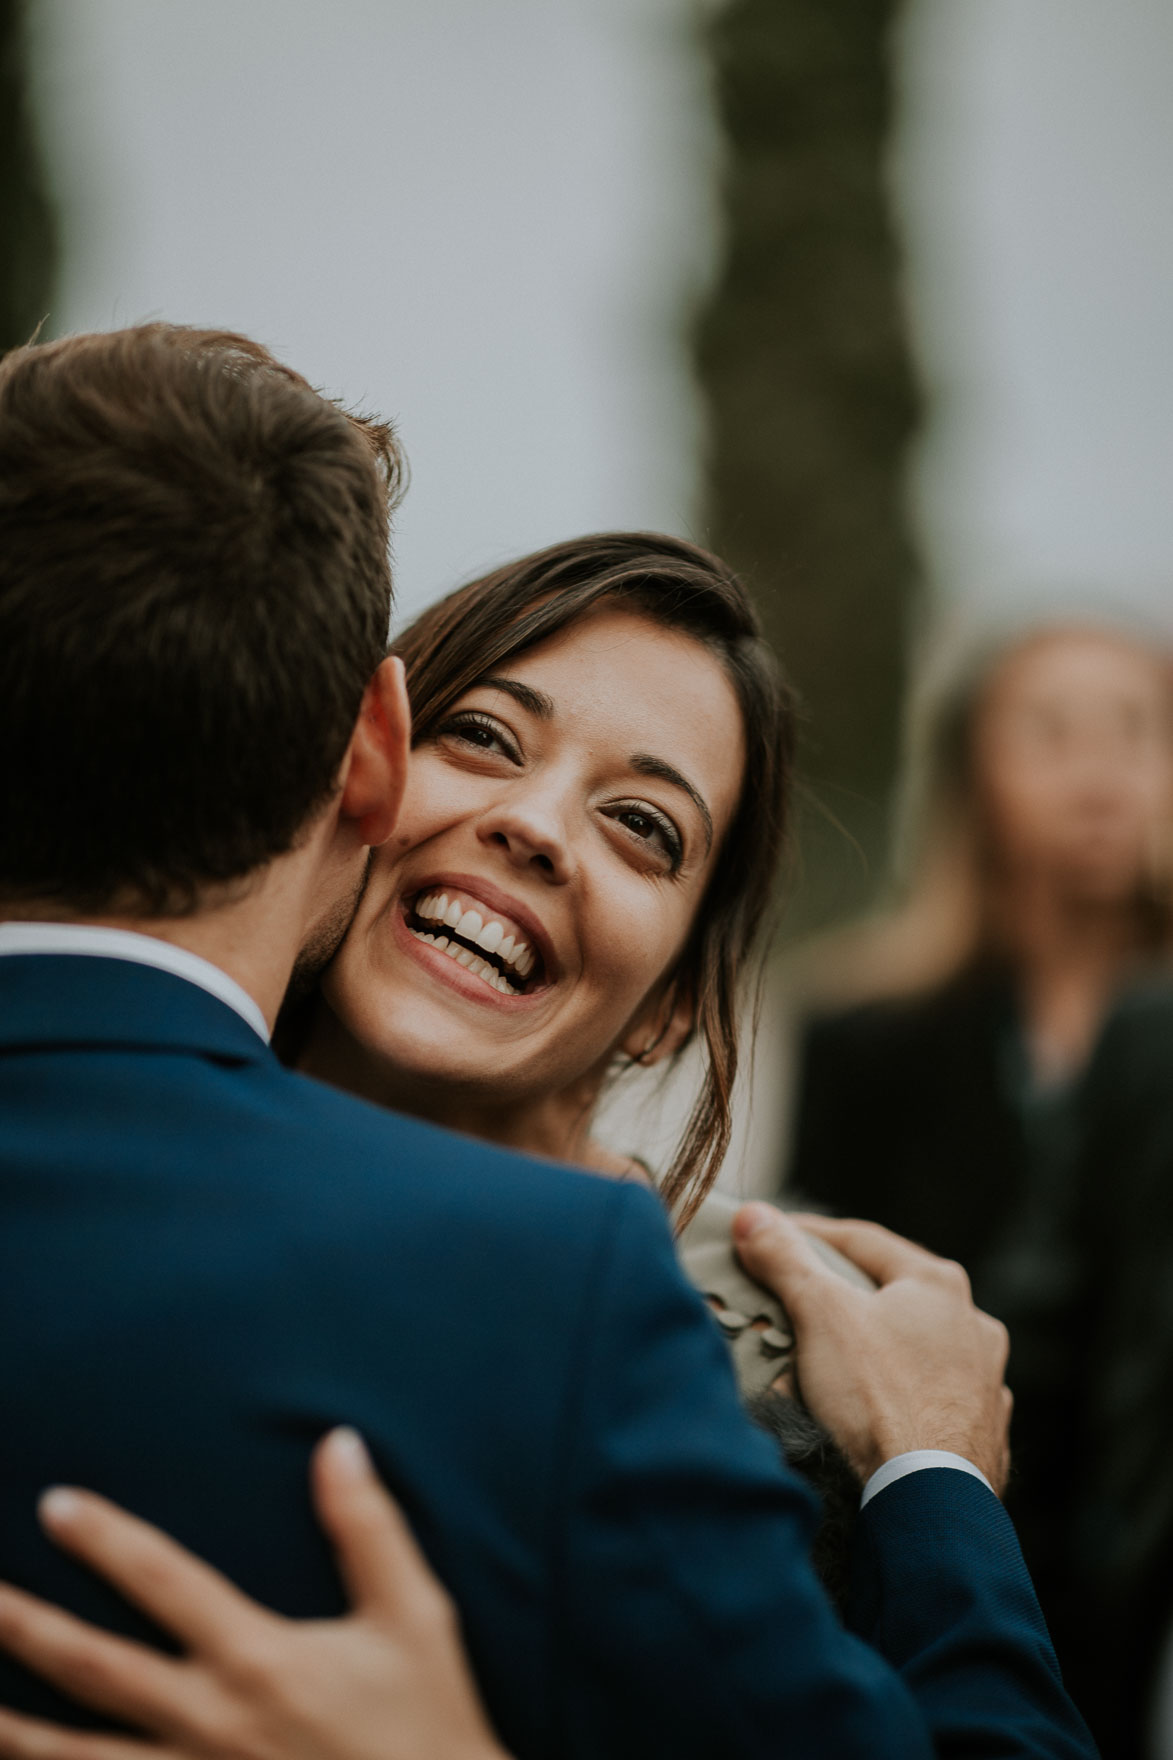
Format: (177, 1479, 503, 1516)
(0, 1430, 512, 1760)
(733, 1207, 1012, 1493)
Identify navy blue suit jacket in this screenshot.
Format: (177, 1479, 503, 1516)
(0, 955, 1095, 1758)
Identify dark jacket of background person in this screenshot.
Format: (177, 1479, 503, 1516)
(788, 964, 1028, 1294)
(0, 952, 1100, 1760)
(787, 961, 1087, 1643)
(1051, 979, 1173, 1760)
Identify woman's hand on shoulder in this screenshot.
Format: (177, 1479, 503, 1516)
(0, 1430, 512, 1760)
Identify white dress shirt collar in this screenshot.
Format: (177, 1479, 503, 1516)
(0, 922, 270, 1044)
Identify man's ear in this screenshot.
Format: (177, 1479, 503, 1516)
(619, 976, 696, 1068)
(338, 656, 411, 848)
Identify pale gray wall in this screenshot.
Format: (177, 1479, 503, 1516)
(30, 0, 715, 623)
(31, 0, 1173, 628)
(893, 0, 1173, 624)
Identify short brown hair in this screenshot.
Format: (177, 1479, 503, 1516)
(393, 532, 794, 1225)
(0, 323, 404, 913)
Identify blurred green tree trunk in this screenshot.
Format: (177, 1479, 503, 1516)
(695, 0, 920, 938)
(1, 0, 58, 355)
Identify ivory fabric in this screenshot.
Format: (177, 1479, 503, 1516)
(677, 1190, 874, 1398)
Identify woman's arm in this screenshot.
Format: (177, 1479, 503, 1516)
(0, 1430, 511, 1760)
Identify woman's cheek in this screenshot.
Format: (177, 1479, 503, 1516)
(586, 905, 680, 1023)
(395, 754, 478, 841)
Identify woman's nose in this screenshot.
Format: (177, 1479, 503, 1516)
(476, 794, 575, 883)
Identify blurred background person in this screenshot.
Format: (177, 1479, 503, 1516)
(782, 617, 1173, 1757)
(784, 617, 1173, 1306)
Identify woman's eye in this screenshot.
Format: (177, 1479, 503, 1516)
(620, 809, 657, 840)
(431, 712, 520, 763)
(608, 803, 683, 870)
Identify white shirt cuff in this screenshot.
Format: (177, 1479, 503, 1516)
(860, 1449, 995, 1509)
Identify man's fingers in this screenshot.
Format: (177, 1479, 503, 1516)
(780, 1213, 956, 1286)
(311, 1429, 452, 1626)
(0, 1584, 191, 1730)
(37, 1490, 271, 1660)
(0, 1705, 169, 1760)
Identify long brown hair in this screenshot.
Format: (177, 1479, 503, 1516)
(393, 532, 794, 1226)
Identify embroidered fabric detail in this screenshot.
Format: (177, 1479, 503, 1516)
(676, 1190, 873, 1399)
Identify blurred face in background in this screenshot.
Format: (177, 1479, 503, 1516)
(973, 628, 1173, 905)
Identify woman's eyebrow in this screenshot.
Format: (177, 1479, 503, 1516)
(631, 753, 714, 853)
(477, 676, 555, 720)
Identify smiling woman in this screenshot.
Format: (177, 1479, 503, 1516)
(289, 531, 793, 1228)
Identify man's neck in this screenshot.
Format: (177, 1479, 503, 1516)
(2, 829, 336, 1034)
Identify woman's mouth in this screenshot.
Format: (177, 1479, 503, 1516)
(403, 888, 546, 997)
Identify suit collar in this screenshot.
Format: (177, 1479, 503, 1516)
(0, 923, 269, 1042)
(0, 953, 273, 1065)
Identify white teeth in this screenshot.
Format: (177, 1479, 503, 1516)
(409, 925, 521, 997)
(476, 920, 503, 953)
(411, 892, 540, 986)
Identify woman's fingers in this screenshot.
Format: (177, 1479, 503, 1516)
(37, 1490, 272, 1659)
(311, 1430, 452, 1626)
(0, 1706, 169, 1760)
(0, 1584, 190, 1730)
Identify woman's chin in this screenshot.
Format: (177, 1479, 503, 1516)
(322, 916, 627, 1132)
(340, 980, 547, 1101)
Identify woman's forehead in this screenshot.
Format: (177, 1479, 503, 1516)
(985, 629, 1170, 713)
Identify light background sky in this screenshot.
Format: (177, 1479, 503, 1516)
(894, 0, 1173, 629)
(29, 0, 715, 629)
(29, 0, 1173, 632)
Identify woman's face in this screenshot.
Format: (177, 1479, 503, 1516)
(973, 628, 1173, 902)
(321, 606, 745, 1106)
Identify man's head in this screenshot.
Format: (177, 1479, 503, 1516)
(0, 323, 406, 919)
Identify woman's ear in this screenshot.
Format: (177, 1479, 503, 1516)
(338, 656, 412, 848)
(620, 978, 696, 1068)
